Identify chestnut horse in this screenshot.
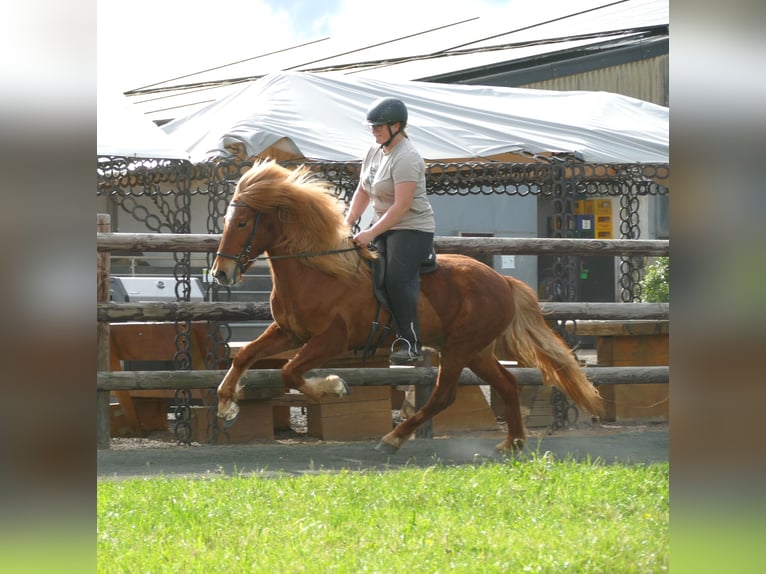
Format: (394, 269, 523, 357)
(211, 161, 602, 453)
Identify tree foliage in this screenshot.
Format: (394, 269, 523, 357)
(640, 256, 669, 302)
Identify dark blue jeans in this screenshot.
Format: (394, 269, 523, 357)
(374, 229, 434, 347)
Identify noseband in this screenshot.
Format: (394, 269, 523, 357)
(215, 201, 262, 276)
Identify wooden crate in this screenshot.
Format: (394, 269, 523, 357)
(189, 399, 275, 443)
(230, 346, 504, 440)
(432, 386, 500, 434)
(306, 386, 393, 440)
(394, 350, 500, 435)
(578, 321, 669, 421)
(518, 385, 555, 429)
(110, 398, 168, 437)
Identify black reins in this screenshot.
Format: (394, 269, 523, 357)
(216, 201, 360, 273)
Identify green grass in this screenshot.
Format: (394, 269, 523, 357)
(98, 454, 668, 573)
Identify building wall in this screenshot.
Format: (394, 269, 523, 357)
(430, 193, 538, 290)
(520, 54, 669, 106)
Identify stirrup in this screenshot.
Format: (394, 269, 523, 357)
(389, 337, 423, 365)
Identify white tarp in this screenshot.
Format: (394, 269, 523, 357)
(97, 89, 190, 160)
(161, 71, 668, 164)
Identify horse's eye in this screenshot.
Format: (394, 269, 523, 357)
(237, 220, 248, 229)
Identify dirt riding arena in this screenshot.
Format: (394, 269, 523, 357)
(98, 416, 669, 480)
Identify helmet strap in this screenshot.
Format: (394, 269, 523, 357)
(380, 123, 402, 148)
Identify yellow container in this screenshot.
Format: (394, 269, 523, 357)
(595, 199, 612, 216)
(575, 199, 595, 215)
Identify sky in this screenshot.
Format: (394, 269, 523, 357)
(97, 0, 633, 118)
(98, 0, 513, 92)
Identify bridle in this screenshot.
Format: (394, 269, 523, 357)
(215, 201, 263, 277)
(215, 201, 361, 276)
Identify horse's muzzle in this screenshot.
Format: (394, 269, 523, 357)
(212, 268, 230, 285)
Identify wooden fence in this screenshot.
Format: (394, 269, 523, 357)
(96, 220, 669, 448)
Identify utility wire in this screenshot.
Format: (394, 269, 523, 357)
(129, 18, 477, 97)
(135, 25, 658, 117)
(350, 0, 633, 75)
(126, 36, 330, 94)
(133, 1, 658, 117)
(346, 25, 662, 76)
(132, 1, 639, 98)
(283, 16, 478, 71)
(133, 25, 661, 102)
(437, 0, 630, 53)
(129, 17, 478, 99)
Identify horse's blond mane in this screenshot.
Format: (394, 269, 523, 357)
(233, 160, 368, 281)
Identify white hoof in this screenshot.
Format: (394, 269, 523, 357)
(218, 400, 240, 422)
(329, 375, 350, 397)
(304, 374, 350, 398)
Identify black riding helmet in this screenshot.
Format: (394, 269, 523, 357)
(366, 97, 408, 147)
(366, 97, 408, 126)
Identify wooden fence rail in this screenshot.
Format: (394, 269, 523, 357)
(97, 232, 669, 257)
(96, 224, 670, 449)
(98, 366, 669, 394)
(98, 301, 669, 323)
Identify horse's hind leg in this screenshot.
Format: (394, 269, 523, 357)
(467, 350, 526, 451)
(376, 361, 462, 453)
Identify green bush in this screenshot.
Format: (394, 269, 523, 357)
(641, 256, 669, 302)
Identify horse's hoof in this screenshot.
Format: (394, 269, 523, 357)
(338, 377, 350, 396)
(495, 438, 525, 452)
(222, 413, 239, 429)
(374, 440, 399, 454)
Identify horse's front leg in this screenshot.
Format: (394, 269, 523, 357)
(280, 315, 351, 402)
(217, 322, 294, 425)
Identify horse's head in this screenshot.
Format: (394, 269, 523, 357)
(210, 199, 276, 286)
(212, 159, 372, 285)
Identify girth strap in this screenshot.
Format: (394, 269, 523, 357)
(361, 302, 393, 363)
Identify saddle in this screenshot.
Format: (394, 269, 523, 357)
(359, 247, 438, 361)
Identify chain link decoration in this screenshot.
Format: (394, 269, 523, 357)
(170, 170, 195, 445)
(550, 385, 579, 431)
(202, 166, 236, 444)
(98, 156, 669, 439)
(618, 183, 643, 302)
(172, 388, 193, 443)
(98, 158, 669, 201)
(543, 167, 580, 429)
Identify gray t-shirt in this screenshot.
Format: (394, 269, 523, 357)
(360, 138, 435, 233)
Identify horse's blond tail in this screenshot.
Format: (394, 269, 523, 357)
(498, 276, 604, 417)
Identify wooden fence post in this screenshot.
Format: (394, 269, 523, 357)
(97, 214, 111, 449)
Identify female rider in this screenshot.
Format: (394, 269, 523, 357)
(345, 97, 436, 365)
